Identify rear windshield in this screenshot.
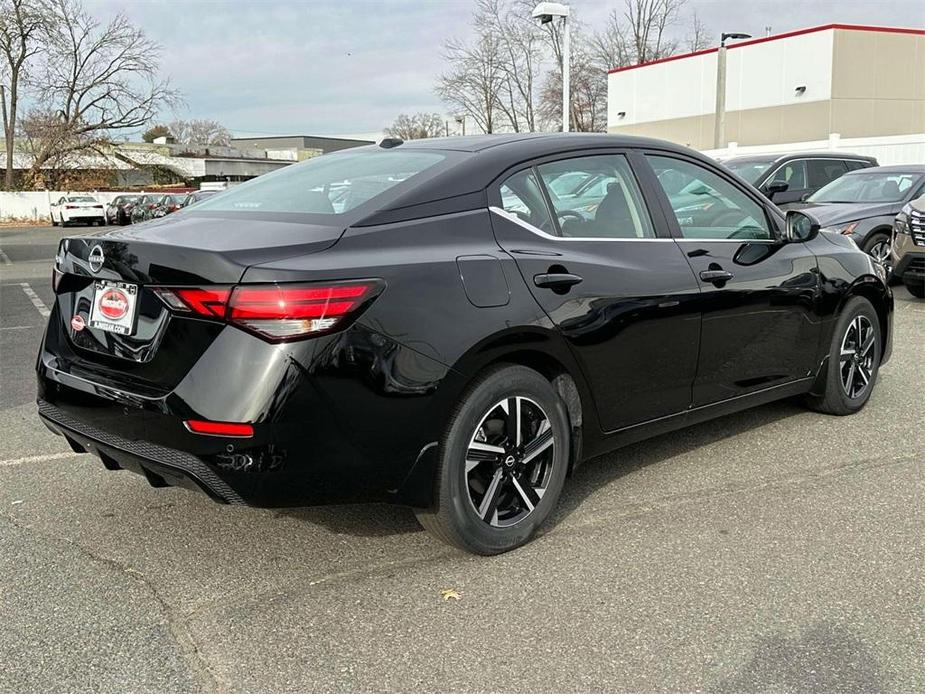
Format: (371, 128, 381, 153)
(191, 149, 447, 217)
(68, 196, 97, 202)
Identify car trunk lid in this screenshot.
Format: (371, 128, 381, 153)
(52, 214, 346, 378)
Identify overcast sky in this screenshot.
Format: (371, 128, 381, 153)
(84, 0, 924, 140)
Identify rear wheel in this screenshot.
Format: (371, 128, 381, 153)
(50, 215, 58, 227)
(415, 365, 570, 555)
(804, 296, 880, 415)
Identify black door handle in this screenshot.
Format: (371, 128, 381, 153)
(699, 269, 734, 285)
(534, 272, 583, 292)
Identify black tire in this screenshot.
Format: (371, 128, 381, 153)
(905, 278, 925, 299)
(50, 216, 58, 227)
(415, 364, 571, 555)
(862, 231, 891, 268)
(804, 296, 881, 415)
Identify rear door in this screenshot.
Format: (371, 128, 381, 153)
(489, 150, 701, 432)
(643, 153, 821, 407)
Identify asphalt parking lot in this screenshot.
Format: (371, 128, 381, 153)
(1, 224, 923, 693)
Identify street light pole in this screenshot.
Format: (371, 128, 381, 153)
(532, 3, 571, 133)
(713, 32, 752, 150)
(561, 14, 570, 133)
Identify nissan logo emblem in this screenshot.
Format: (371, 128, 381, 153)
(88, 245, 105, 273)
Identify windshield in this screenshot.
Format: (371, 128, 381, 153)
(724, 159, 775, 184)
(192, 149, 447, 217)
(808, 171, 921, 203)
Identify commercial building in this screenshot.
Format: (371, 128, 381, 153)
(229, 135, 373, 158)
(607, 24, 925, 151)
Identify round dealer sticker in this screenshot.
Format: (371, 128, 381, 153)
(98, 287, 129, 320)
(70, 314, 85, 331)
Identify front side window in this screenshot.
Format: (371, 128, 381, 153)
(536, 155, 654, 239)
(192, 150, 446, 217)
(768, 160, 807, 190)
(648, 155, 772, 240)
(809, 172, 921, 203)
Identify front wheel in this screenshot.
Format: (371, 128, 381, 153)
(415, 365, 571, 555)
(863, 232, 892, 270)
(905, 278, 925, 299)
(804, 296, 881, 415)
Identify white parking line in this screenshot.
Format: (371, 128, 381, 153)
(0, 248, 11, 265)
(19, 282, 50, 317)
(0, 325, 34, 330)
(0, 452, 77, 467)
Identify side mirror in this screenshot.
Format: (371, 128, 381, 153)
(764, 180, 789, 200)
(785, 210, 820, 243)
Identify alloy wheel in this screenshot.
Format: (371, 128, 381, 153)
(465, 396, 556, 528)
(839, 315, 876, 399)
(868, 238, 891, 267)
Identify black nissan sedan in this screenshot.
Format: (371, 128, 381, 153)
(38, 134, 893, 554)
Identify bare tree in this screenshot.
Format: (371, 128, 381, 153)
(23, 0, 178, 184)
(686, 11, 709, 52)
(623, 0, 685, 64)
(0, 0, 48, 189)
(168, 119, 231, 146)
(384, 112, 445, 140)
(477, 0, 542, 133)
(435, 33, 505, 134)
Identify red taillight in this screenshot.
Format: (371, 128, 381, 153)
(185, 419, 253, 437)
(65, 205, 78, 209)
(155, 281, 381, 341)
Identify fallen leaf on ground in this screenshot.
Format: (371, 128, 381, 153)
(440, 588, 461, 601)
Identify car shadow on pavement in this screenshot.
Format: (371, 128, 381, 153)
(706, 620, 888, 693)
(275, 399, 805, 541)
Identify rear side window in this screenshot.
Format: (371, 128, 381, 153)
(499, 169, 556, 233)
(192, 150, 446, 216)
(648, 155, 772, 240)
(807, 159, 847, 188)
(844, 160, 869, 171)
(536, 155, 655, 239)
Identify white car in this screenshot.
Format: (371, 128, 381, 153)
(50, 195, 106, 227)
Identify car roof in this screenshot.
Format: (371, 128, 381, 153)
(725, 151, 875, 164)
(844, 164, 925, 175)
(354, 133, 700, 226)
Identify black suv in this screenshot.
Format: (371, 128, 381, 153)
(724, 152, 877, 208)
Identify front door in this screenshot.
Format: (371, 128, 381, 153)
(645, 153, 822, 406)
(489, 151, 702, 432)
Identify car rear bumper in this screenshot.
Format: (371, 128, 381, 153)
(36, 314, 456, 508)
(39, 399, 247, 504)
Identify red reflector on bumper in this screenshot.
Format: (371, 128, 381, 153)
(184, 420, 254, 437)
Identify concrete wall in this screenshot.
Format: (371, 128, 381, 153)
(706, 132, 925, 167)
(608, 25, 925, 149)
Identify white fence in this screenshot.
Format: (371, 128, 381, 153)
(1, 190, 148, 221)
(705, 132, 925, 165)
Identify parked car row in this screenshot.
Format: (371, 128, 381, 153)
(105, 190, 219, 225)
(721, 152, 925, 296)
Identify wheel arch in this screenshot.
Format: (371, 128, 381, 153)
(843, 276, 891, 352)
(392, 327, 596, 508)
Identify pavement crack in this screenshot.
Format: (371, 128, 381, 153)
(4, 511, 228, 694)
